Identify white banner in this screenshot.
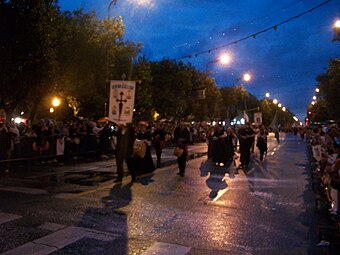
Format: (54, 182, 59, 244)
(254, 112, 262, 125)
(108, 80, 136, 125)
(312, 145, 322, 162)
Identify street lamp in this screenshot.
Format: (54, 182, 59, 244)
(219, 53, 231, 65)
(334, 19, 340, 29)
(51, 97, 60, 118)
(236, 72, 252, 115)
(108, 0, 118, 20)
(273, 99, 278, 104)
(315, 88, 320, 93)
(265, 92, 270, 98)
(52, 97, 60, 107)
(282, 107, 286, 112)
(105, 1, 119, 116)
(205, 53, 232, 73)
(243, 73, 251, 82)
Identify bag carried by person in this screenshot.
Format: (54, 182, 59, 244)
(173, 146, 184, 157)
(133, 139, 146, 158)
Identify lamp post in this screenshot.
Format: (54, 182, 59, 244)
(333, 19, 340, 41)
(105, 1, 118, 116)
(234, 72, 252, 113)
(51, 97, 61, 119)
(108, 0, 117, 20)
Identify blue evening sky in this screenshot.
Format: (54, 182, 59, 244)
(58, 0, 340, 121)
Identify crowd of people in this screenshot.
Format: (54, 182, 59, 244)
(0, 116, 274, 180)
(0, 118, 207, 172)
(309, 123, 340, 217)
(207, 122, 277, 170)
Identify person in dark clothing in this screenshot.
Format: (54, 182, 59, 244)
(99, 123, 114, 157)
(153, 123, 166, 168)
(238, 123, 255, 170)
(114, 123, 136, 183)
(173, 122, 190, 177)
(256, 127, 268, 161)
(274, 128, 280, 144)
(328, 151, 340, 189)
(207, 126, 216, 159)
(226, 127, 236, 162)
(212, 125, 226, 165)
(132, 121, 155, 175)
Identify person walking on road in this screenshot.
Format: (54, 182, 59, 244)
(274, 128, 280, 144)
(256, 127, 268, 161)
(238, 122, 255, 170)
(133, 121, 155, 175)
(114, 123, 136, 183)
(174, 122, 190, 177)
(153, 122, 166, 168)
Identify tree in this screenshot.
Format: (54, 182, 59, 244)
(314, 59, 340, 121)
(149, 60, 191, 120)
(49, 9, 140, 119)
(133, 57, 154, 121)
(0, 0, 61, 119)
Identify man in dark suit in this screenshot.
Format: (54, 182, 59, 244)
(238, 122, 255, 170)
(115, 123, 136, 183)
(173, 122, 190, 177)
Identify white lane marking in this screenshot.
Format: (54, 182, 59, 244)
(0, 212, 22, 225)
(2, 226, 120, 255)
(143, 242, 191, 255)
(38, 222, 67, 232)
(1, 242, 57, 255)
(0, 185, 48, 195)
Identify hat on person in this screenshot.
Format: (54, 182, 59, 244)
(138, 120, 148, 126)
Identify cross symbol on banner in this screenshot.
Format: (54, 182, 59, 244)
(117, 91, 127, 120)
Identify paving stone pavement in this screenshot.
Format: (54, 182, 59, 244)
(0, 212, 191, 255)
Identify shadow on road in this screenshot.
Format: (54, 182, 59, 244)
(61, 182, 133, 255)
(199, 160, 233, 200)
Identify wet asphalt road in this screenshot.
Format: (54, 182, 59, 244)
(0, 133, 323, 254)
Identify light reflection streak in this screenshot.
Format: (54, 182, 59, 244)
(212, 173, 228, 202)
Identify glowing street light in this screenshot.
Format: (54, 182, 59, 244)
(52, 98, 60, 107)
(282, 107, 286, 112)
(315, 88, 320, 93)
(206, 53, 232, 74)
(293, 116, 299, 122)
(50, 107, 55, 113)
(312, 96, 317, 100)
(265, 92, 270, 98)
(334, 19, 340, 29)
(273, 99, 278, 104)
(243, 73, 251, 82)
(219, 53, 231, 65)
(311, 101, 316, 105)
(278, 103, 282, 108)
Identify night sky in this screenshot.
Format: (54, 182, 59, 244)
(59, 0, 340, 122)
